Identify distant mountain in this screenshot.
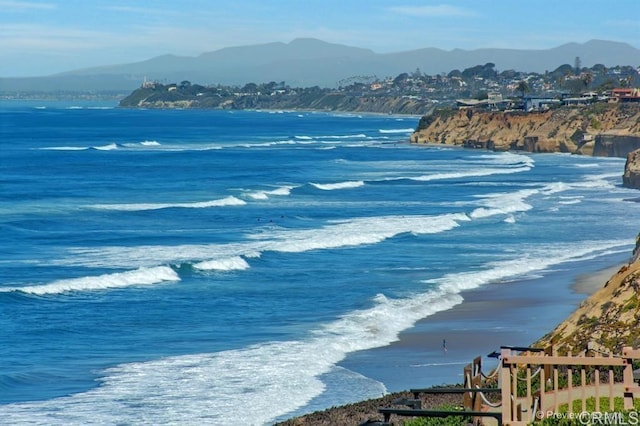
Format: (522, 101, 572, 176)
(1, 38, 639, 93)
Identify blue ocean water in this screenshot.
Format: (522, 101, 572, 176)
(1, 101, 640, 425)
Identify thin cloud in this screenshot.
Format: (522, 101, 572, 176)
(389, 4, 477, 18)
(101, 5, 157, 13)
(0, 0, 55, 10)
(98, 5, 181, 17)
(0, 24, 109, 52)
(604, 18, 640, 28)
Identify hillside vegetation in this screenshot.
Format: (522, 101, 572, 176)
(536, 239, 640, 354)
(118, 81, 437, 115)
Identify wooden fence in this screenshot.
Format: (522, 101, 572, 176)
(500, 345, 640, 425)
(378, 345, 640, 426)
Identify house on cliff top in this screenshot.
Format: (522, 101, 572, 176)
(611, 88, 640, 103)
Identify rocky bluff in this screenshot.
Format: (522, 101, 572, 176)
(411, 103, 640, 189)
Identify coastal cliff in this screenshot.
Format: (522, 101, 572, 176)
(624, 149, 640, 189)
(119, 83, 437, 115)
(535, 244, 640, 354)
(278, 241, 640, 425)
(411, 103, 640, 156)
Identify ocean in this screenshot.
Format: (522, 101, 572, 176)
(1, 101, 639, 425)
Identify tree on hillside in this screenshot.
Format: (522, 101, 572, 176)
(516, 80, 530, 98)
(461, 63, 497, 79)
(242, 82, 259, 93)
(565, 78, 585, 94)
(596, 79, 616, 92)
(550, 64, 574, 79)
(393, 73, 410, 85)
(475, 90, 489, 100)
(581, 73, 593, 90)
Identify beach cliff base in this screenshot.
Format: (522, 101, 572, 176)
(276, 241, 640, 425)
(535, 239, 640, 353)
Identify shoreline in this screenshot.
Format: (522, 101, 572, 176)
(277, 254, 629, 425)
(572, 263, 623, 294)
(339, 255, 624, 393)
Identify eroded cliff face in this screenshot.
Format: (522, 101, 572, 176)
(411, 103, 640, 156)
(623, 149, 640, 189)
(535, 255, 640, 354)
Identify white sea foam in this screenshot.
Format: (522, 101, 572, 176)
(2, 239, 631, 425)
(310, 181, 365, 190)
(93, 143, 119, 151)
(504, 215, 516, 223)
(193, 256, 250, 271)
(425, 239, 631, 294)
(121, 140, 164, 149)
(468, 172, 618, 219)
(1, 266, 178, 295)
(321, 134, 367, 139)
(378, 128, 415, 134)
(88, 196, 246, 211)
(472, 152, 535, 167)
(295, 134, 367, 140)
(246, 185, 294, 200)
(261, 213, 470, 254)
(54, 213, 470, 270)
(410, 165, 530, 182)
(558, 199, 582, 205)
(0, 286, 463, 425)
(469, 188, 537, 219)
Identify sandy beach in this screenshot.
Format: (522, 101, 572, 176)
(275, 258, 631, 425)
(572, 264, 623, 294)
(338, 255, 630, 399)
(275, 257, 632, 425)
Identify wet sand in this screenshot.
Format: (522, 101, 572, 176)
(339, 257, 626, 392)
(572, 264, 623, 294)
(277, 257, 631, 425)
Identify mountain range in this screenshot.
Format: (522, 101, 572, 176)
(2, 38, 639, 93)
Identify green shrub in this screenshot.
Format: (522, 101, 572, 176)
(402, 405, 472, 426)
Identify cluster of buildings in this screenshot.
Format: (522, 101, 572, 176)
(457, 87, 640, 112)
(343, 63, 640, 112)
(136, 63, 640, 113)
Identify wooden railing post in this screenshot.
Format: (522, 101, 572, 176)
(580, 366, 587, 412)
(501, 348, 512, 423)
(539, 355, 546, 416)
(463, 363, 472, 409)
(609, 353, 615, 410)
(391, 346, 638, 426)
(594, 351, 601, 412)
(552, 346, 559, 413)
(567, 363, 573, 413)
(622, 346, 640, 410)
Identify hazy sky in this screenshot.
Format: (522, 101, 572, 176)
(1, 0, 639, 77)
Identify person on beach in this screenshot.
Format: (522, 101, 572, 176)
(442, 339, 447, 352)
